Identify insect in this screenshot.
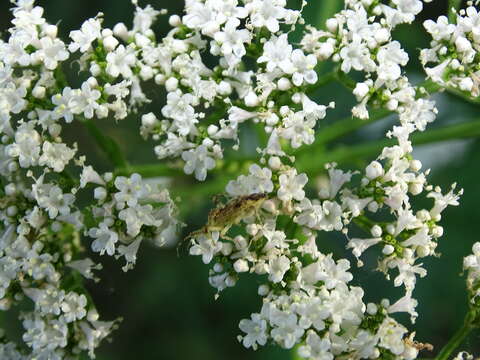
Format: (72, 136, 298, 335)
(184, 192, 268, 243)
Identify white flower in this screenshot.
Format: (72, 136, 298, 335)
(226, 164, 273, 196)
(33, 180, 75, 219)
(182, 145, 217, 181)
(392, 259, 427, 290)
(327, 167, 352, 199)
(239, 313, 268, 350)
(183, 0, 226, 36)
(281, 111, 316, 148)
(298, 332, 333, 360)
(162, 90, 198, 136)
(69, 18, 102, 52)
(269, 307, 304, 349)
(349, 330, 378, 358)
(277, 169, 308, 202)
(114, 173, 147, 207)
(89, 219, 119, 256)
(189, 232, 222, 264)
(317, 200, 343, 231)
(304, 256, 353, 289)
(377, 41, 409, 81)
(428, 185, 462, 218)
(117, 238, 144, 271)
(80, 166, 105, 188)
(339, 36, 375, 73)
(294, 198, 324, 229)
(295, 298, 329, 331)
(423, 16, 455, 41)
(268, 255, 290, 283)
(6, 122, 41, 168)
(246, 0, 287, 33)
(214, 17, 251, 60)
(34, 37, 69, 70)
(377, 317, 407, 355)
(106, 45, 137, 78)
(347, 237, 383, 259)
(118, 204, 161, 237)
(291, 49, 317, 86)
(61, 292, 87, 323)
(24, 286, 64, 316)
(258, 34, 293, 74)
(388, 292, 418, 322)
(67, 258, 101, 280)
(22, 314, 68, 352)
(393, 0, 423, 17)
(38, 141, 75, 172)
(69, 82, 101, 119)
(133, 4, 159, 33)
(52, 87, 75, 123)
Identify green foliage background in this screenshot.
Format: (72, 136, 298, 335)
(0, 0, 479, 358)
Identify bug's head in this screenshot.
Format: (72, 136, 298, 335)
(246, 193, 268, 201)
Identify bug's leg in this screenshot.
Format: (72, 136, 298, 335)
(212, 193, 226, 206)
(177, 228, 204, 256)
(254, 207, 263, 224)
(219, 225, 233, 241)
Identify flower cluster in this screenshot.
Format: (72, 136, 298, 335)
(422, 4, 480, 97)
(464, 242, 480, 304)
(453, 352, 477, 360)
(0, 1, 178, 358)
(185, 0, 468, 358)
(134, 0, 334, 180)
(0, 0, 478, 358)
(188, 149, 455, 358)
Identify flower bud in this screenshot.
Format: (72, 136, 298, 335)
(326, 18, 338, 32)
(32, 86, 46, 99)
(45, 24, 58, 38)
(165, 77, 178, 92)
(113, 22, 129, 41)
(233, 259, 249, 273)
(371, 225, 382, 238)
(353, 82, 369, 99)
(169, 15, 182, 27)
(365, 161, 384, 180)
(244, 92, 259, 107)
(103, 35, 119, 51)
(382, 245, 395, 255)
(277, 77, 291, 91)
(258, 284, 269, 296)
(217, 81, 232, 95)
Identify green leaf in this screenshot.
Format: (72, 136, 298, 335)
(313, 0, 343, 30)
(448, 0, 462, 23)
(82, 118, 129, 170)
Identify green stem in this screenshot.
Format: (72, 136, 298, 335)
(296, 108, 393, 152)
(448, 0, 462, 23)
(296, 119, 480, 174)
(114, 162, 183, 178)
(305, 71, 337, 94)
(314, 0, 343, 30)
(334, 70, 357, 90)
(435, 311, 474, 360)
(291, 345, 303, 360)
(82, 118, 129, 170)
(352, 216, 376, 233)
(446, 86, 480, 106)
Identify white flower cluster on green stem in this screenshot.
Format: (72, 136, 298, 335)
(0, 0, 479, 358)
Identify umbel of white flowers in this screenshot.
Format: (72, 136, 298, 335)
(0, 0, 478, 359)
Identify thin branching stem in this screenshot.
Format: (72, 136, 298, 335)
(435, 311, 475, 360)
(448, 0, 462, 23)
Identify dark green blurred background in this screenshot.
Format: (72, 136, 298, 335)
(1, 0, 479, 358)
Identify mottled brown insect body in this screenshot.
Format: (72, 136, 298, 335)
(186, 193, 268, 241)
